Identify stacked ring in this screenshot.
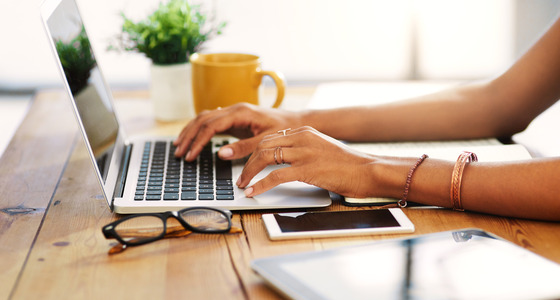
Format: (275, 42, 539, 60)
(274, 147, 285, 165)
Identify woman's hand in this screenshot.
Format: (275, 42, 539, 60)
(173, 103, 301, 161)
(237, 126, 386, 198)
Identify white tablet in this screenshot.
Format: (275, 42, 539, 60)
(262, 208, 414, 240)
(252, 229, 560, 300)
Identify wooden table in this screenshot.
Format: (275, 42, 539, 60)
(1, 87, 560, 300)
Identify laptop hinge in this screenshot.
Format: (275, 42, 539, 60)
(114, 144, 133, 199)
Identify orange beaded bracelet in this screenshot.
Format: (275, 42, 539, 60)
(450, 151, 478, 211)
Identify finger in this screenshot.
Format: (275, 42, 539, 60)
(218, 135, 263, 160)
(261, 127, 301, 141)
(258, 126, 316, 148)
(270, 125, 315, 137)
(244, 167, 298, 197)
(173, 110, 221, 157)
(174, 110, 217, 146)
(184, 112, 248, 161)
(237, 148, 276, 188)
(173, 123, 196, 156)
(238, 147, 294, 188)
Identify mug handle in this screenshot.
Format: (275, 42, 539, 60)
(257, 69, 285, 108)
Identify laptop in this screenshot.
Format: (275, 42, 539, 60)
(40, 0, 331, 214)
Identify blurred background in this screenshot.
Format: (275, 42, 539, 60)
(1, 0, 560, 155)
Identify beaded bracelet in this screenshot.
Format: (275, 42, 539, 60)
(398, 154, 429, 208)
(450, 151, 478, 211)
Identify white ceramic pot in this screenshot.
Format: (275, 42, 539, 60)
(150, 62, 194, 121)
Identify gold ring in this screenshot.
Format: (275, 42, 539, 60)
(279, 147, 285, 164)
(277, 128, 291, 136)
(274, 147, 281, 165)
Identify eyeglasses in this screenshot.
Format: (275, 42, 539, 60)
(102, 207, 240, 254)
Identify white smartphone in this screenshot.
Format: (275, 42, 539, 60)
(262, 208, 414, 240)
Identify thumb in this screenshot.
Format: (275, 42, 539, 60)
(218, 136, 262, 160)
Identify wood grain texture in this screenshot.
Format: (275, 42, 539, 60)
(0, 90, 76, 300)
(4, 88, 560, 300)
(12, 133, 247, 299)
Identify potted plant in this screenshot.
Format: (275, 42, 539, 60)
(112, 0, 225, 120)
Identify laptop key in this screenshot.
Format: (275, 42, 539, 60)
(215, 155, 232, 180)
(199, 194, 214, 200)
(216, 186, 233, 190)
(181, 192, 196, 200)
(216, 195, 234, 200)
(146, 195, 161, 201)
(163, 193, 179, 200)
(216, 179, 232, 186)
(216, 190, 233, 195)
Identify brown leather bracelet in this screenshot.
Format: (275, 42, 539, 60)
(450, 151, 478, 211)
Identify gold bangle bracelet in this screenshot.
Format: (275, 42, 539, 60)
(450, 151, 478, 211)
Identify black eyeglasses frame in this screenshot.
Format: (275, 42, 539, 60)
(102, 207, 233, 247)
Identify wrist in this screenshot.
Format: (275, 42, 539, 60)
(297, 110, 328, 134)
(369, 156, 416, 199)
(369, 156, 453, 207)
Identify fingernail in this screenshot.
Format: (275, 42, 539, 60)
(236, 176, 241, 187)
(174, 147, 180, 156)
(185, 151, 192, 161)
(219, 147, 234, 159)
(244, 187, 254, 197)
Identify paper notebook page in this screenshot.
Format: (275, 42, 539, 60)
(344, 143, 532, 205)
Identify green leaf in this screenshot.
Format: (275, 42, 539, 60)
(108, 0, 224, 64)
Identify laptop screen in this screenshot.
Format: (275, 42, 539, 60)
(44, 0, 119, 182)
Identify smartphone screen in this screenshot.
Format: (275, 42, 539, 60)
(263, 209, 414, 240)
(274, 210, 400, 232)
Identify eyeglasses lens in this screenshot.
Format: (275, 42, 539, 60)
(180, 209, 229, 231)
(114, 215, 165, 244)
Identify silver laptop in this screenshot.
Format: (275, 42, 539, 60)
(40, 0, 331, 213)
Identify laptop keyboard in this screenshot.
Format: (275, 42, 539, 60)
(134, 141, 234, 201)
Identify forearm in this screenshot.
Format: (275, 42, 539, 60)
(373, 156, 560, 221)
(299, 82, 510, 142)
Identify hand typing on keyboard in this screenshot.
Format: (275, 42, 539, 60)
(173, 103, 300, 162)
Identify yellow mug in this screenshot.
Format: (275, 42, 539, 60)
(190, 53, 285, 113)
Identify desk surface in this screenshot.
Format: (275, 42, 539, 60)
(1, 87, 560, 299)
